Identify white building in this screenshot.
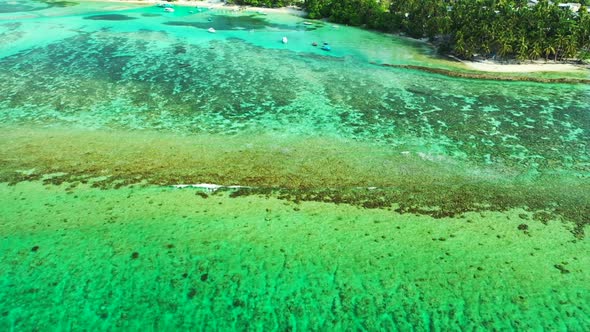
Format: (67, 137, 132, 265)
(557, 3, 582, 12)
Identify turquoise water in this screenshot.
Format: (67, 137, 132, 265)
(0, 1, 589, 330)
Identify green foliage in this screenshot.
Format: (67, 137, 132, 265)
(301, 0, 590, 60)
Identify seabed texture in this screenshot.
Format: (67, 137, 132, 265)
(0, 0, 589, 330)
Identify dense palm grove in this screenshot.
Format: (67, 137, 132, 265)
(226, 0, 590, 61)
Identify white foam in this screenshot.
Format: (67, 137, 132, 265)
(172, 183, 249, 192)
(173, 184, 387, 192)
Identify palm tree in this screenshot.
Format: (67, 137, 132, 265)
(529, 42, 542, 60)
(454, 31, 467, 58)
(516, 37, 529, 61)
(563, 35, 578, 59)
(544, 44, 556, 62)
(554, 33, 567, 61)
(498, 35, 514, 59)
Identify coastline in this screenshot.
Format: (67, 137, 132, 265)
(461, 59, 588, 73)
(378, 64, 590, 84)
(440, 49, 588, 74)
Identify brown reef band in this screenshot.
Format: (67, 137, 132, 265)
(1, 170, 587, 240)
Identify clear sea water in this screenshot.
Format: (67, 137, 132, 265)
(0, 1, 589, 330)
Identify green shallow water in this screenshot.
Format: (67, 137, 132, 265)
(1, 182, 589, 330)
(0, 0, 589, 330)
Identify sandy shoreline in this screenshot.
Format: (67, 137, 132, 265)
(462, 59, 587, 73)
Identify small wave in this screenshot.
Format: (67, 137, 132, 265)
(172, 183, 383, 192)
(171, 183, 249, 192)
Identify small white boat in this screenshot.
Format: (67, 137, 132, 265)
(208, 27, 216, 33)
(303, 22, 313, 25)
(282, 36, 288, 44)
(164, 7, 174, 13)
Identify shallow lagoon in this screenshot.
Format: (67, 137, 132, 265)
(0, 1, 589, 330)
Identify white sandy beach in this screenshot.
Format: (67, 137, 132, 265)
(462, 59, 587, 73)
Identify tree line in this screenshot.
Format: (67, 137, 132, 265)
(226, 0, 590, 61)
